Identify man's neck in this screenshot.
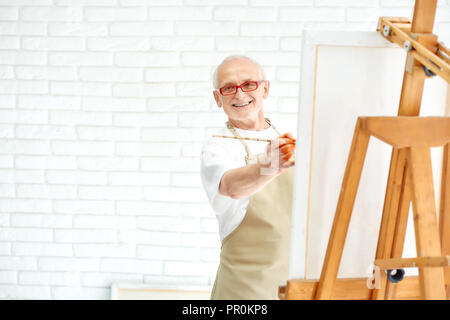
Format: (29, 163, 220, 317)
(228, 116, 269, 131)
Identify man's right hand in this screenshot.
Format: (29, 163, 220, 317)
(259, 133, 296, 173)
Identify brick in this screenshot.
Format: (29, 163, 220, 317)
(0, 9, 19, 21)
(0, 243, 11, 255)
(0, 36, 19, 50)
(0, 257, 37, 270)
(280, 7, 345, 21)
(215, 36, 278, 51)
(115, 52, 179, 67)
(0, 155, 14, 168)
(49, 52, 113, 66)
(80, 272, 142, 287)
(77, 156, 139, 171)
(113, 83, 175, 98)
(0, 228, 53, 242)
(18, 271, 80, 286)
(118, 230, 180, 246)
(38, 257, 99, 272)
(172, 173, 203, 187)
(87, 37, 150, 51)
(181, 233, 220, 248)
(201, 247, 220, 262)
(214, 7, 276, 21)
(317, 0, 378, 6)
(143, 186, 207, 203)
(175, 21, 239, 36)
(85, 7, 147, 21)
(113, 113, 177, 127)
(0, 285, 51, 299)
(50, 110, 112, 126)
(164, 261, 217, 276)
(50, 170, 107, 186)
(79, 67, 142, 82)
(11, 213, 72, 228)
(116, 142, 180, 157)
(52, 287, 110, 300)
(55, 0, 117, 5)
(109, 172, 170, 186)
(0, 140, 51, 155)
(21, 7, 83, 21)
(73, 216, 135, 229)
(115, 201, 180, 216)
(0, 169, 44, 184)
(144, 67, 211, 82)
(137, 245, 200, 261)
(178, 112, 226, 127)
(78, 126, 140, 142)
(100, 258, 162, 274)
(51, 141, 115, 156)
(146, 97, 211, 112)
(48, 22, 108, 36)
(82, 97, 146, 112)
(201, 218, 219, 233)
(0, 199, 52, 213)
(54, 229, 116, 243)
(240, 22, 304, 37)
(12, 243, 73, 257)
(0, 80, 48, 94)
(141, 128, 205, 142)
(50, 82, 111, 96)
(151, 37, 214, 51)
(0, 271, 17, 285)
(0, 125, 14, 138)
(53, 200, 114, 215)
(141, 157, 200, 172)
(16, 156, 77, 170)
(15, 125, 77, 140)
(73, 244, 135, 258)
(137, 216, 201, 233)
(18, 95, 80, 110)
(110, 22, 173, 36)
(22, 37, 85, 51)
(16, 66, 78, 81)
(0, 95, 15, 108)
(148, 7, 212, 20)
(79, 186, 142, 200)
(0, 66, 14, 79)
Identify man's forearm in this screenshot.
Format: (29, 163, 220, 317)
(218, 163, 281, 199)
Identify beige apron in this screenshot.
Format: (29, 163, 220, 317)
(210, 118, 295, 300)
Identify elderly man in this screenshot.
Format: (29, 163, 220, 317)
(200, 55, 296, 300)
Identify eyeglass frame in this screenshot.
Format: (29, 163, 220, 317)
(216, 80, 266, 96)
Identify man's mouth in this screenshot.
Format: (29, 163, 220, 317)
(232, 100, 252, 108)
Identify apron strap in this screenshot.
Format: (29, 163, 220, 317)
(226, 118, 279, 163)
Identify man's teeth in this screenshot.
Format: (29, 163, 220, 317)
(233, 101, 251, 107)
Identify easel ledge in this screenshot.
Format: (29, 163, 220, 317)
(280, 277, 420, 300)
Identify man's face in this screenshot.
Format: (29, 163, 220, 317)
(213, 59, 270, 124)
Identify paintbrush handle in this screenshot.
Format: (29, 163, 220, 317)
(212, 135, 272, 143)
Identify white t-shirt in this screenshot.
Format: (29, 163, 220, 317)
(200, 123, 280, 242)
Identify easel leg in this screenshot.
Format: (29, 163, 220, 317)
(439, 143, 450, 298)
(409, 147, 446, 299)
(371, 148, 408, 300)
(385, 161, 412, 300)
(315, 119, 370, 299)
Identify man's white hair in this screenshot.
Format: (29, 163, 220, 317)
(212, 55, 266, 89)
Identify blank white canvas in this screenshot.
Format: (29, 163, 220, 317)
(289, 31, 449, 280)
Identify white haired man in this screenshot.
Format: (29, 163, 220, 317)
(200, 55, 296, 299)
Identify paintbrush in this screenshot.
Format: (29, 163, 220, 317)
(212, 134, 296, 144)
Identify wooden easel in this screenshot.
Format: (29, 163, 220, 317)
(279, 0, 450, 300)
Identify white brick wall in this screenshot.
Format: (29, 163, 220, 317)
(1, 0, 449, 300)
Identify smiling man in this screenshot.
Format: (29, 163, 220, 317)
(200, 55, 296, 300)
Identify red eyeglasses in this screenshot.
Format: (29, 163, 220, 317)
(218, 80, 264, 96)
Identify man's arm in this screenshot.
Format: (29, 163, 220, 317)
(218, 162, 281, 199)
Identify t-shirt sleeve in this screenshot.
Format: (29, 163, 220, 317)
(200, 138, 236, 213)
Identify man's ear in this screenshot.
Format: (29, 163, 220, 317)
(213, 90, 222, 108)
(262, 81, 270, 99)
